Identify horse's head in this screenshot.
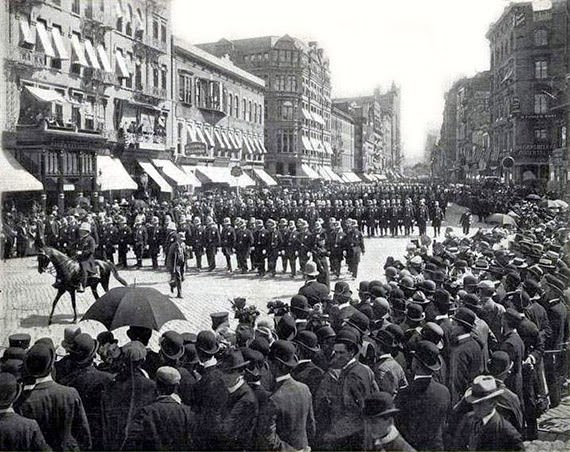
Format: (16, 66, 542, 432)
(37, 249, 50, 274)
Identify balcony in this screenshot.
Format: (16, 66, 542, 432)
(134, 35, 168, 55)
(91, 69, 116, 85)
(132, 85, 168, 104)
(7, 47, 46, 69)
(124, 131, 166, 151)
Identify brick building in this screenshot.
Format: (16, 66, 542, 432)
(330, 104, 355, 173)
(486, 0, 567, 186)
(197, 35, 338, 184)
(173, 38, 276, 188)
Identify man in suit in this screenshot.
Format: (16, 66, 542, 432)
(451, 375, 523, 451)
(395, 341, 450, 451)
(190, 216, 205, 271)
(252, 219, 269, 277)
(316, 328, 379, 449)
(283, 220, 301, 278)
(218, 350, 258, 451)
(326, 219, 345, 278)
(292, 331, 324, 398)
(234, 218, 253, 274)
(261, 340, 315, 451)
(204, 217, 220, 272)
(447, 308, 483, 405)
(15, 342, 91, 451)
(146, 216, 162, 270)
(266, 219, 281, 277)
(344, 219, 365, 279)
(191, 331, 228, 450)
(499, 309, 525, 406)
(132, 215, 147, 269)
(0, 372, 50, 451)
(124, 366, 194, 451)
(298, 262, 330, 307)
(116, 215, 131, 268)
(362, 392, 415, 452)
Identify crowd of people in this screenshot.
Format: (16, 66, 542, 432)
(0, 181, 568, 451)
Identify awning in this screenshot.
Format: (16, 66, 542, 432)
(137, 160, 172, 193)
(323, 142, 333, 155)
(300, 164, 321, 179)
(202, 128, 215, 148)
(26, 86, 66, 104)
(97, 45, 112, 72)
(317, 166, 332, 181)
(311, 112, 326, 126)
(84, 39, 100, 69)
(324, 167, 343, 183)
(71, 34, 89, 67)
(245, 136, 258, 154)
(179, 166, 203, 187)
(195, 166, 255, 187)
(301, 109, 313, 121)
(51, 27, 69, 60)
(360, 173, 375, 183)
(253, 137, 267, 154)
(311, 138, 324, 153)
(96, 156, 138, 191)
(253, 168, 277, 186)
(214, 130, 227, 150)
(220, 130, 233, 150)
(35, 21, 55, 58)
(342, 172, 362, 183)
(195, 126, 208, 146)
(243, 136, 255, 154)
(0, 148, 43, 193)
(152, 159, 197, 187)
(115, 50, 130, 78)
(301, 136, 313, 152)
(19, 19, 35, 46)
(186, 123, 198, 143)
(227, 131, 240, 149)
(374, 173, 387, 181)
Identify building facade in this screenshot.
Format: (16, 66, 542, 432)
(2, 0, 174, 208)
(173, 38, 275, 187)
(330, 105, 355, 172)
(197, 35, 334, 182)
(486, 0, 567, 186)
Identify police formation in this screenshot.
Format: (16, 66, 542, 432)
(0, 181, 569, 451)
(2, 184, 450, 296)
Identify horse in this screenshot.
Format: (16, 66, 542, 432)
(37, 247, 128, 325)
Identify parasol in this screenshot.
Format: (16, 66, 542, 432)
(486, 213, 517, 227)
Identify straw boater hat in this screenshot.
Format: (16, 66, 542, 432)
(464, 375, 504, 404)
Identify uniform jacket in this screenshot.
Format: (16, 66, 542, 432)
(74, 235, 97, 273)
(0, 410, 50, 452)
(395, 376, 450, 451)
(235, 228, 254, 251)
(261, 375, 315, 451)
(124, 395, 194, 451)
(15, 379, 91, 452)
(220, 226, 236, 249)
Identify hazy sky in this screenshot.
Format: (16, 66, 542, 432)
(172, 0, 513, 163)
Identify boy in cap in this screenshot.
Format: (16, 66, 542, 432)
(124, 367, 194, 451)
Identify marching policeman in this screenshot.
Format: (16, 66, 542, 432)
(204, 217, 220, 272)
(416, 199, 429, 236)
(234, 218, 253, 274)
(283, 220, 301, 278)
(266, 219, 280, 277)
(252, 219, 269, 276)
(298, 220, 313, 272)
(191, 217, 205, 271)
(116, 216, 131, 268)
(132, 215, 148, 269)
(344, 219, 365, 279)
(147, 216, 162, 270)
(220, 217, 236, 272)
(327, 219, 345, 279)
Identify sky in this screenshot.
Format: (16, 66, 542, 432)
(172, 0, 514, 164)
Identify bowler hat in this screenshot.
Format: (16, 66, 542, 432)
(544, 274, 565, 294)
(358, 281, 370, 294)
(290, 295, 310, 314)
(421, 280, 437, 295)
(335, 328, 360, 352)
(220, 349, 250, 372)
(463, 293, 481, 308)
(160, 331, 185, 360)
(346, 311, 370, 334)
(434, 289, 452, 306)
(8, 333, 31, 350)
(70, 334, 98, 365)
(250, 336, 270, 356)
(463, 275, 478, 288)
(181, 332, 197, 345)
(372, 297, 390, 320)
(413, 340, 441, 371)
(183, 344, 199, 364)
(316, 325, 336, 342)
(242, 348, 265, 378)
(2, 347, 26, 362)
(0, 372, 21, 408)
(196, 331, 219, 355)
(405, 303, 425, 322)
(97, 331, 118, 347)
(488, 351, 512, 377)
(362, 392, 400, 418)
(303, 261, 319, 277)
(276, 314, 297, 341)
(210, 312, 229, 330)
(156, 366, 181, 386)
(370, 285, 388, 299)
(269, 340, 298, 368)
(411, 291, 429, 305)
(420, 322, 444, 350)
(464, 375, 504, 404)
(372, 329, 397, 349)
(61, 325, 82, 352)
(453, 307, 476, 330)
(333, 281, 352, 297)
(24, 343, 55, 378)
(293, 330, 320, 353)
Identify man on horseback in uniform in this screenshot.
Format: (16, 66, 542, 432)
(75, 222, 97, 293)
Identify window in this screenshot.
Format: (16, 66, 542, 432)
(84, 0, 93, 18)
(50, 25, 63, 70)
(288, 163, 296, 176)
(242, 99, 246, 120)
(561, 126, 567, 148)
(228, 94, 233, 116)
(276, 162, 284, 174)
(253, 103, 257, 123)
(72, 0, 81, 15)
(535, 60, 548, 79)
(276, 129, 294, 153)
(71, 92, 83, 129)
(534, 128, 548, 141)
(135, 57, 142, 90)
(153, 20, 159, 39)
(126, 5, 133, 35)
(161, 24, 167, 43)
(125, 52, 133, 88)
(234, 95, 239, 117)
(281, 101, 294, 120)
(152, 65, 159, 88)
(248, 101, 252, 121)
(534, 93, 548, 114)
(535, 29, 548, 46)
(161, 65, 167, 90)
(178, 73, 192, 104)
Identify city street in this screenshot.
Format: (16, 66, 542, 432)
(0, 203, 475, 349)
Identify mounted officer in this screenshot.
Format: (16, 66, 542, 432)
(75, 221, 97, 292)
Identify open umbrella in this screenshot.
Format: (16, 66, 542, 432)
(486, 213, 517, 227)
(553, 199, 568, 209)
(82, 287, 186, 331)
(526, 194, 541, 201)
